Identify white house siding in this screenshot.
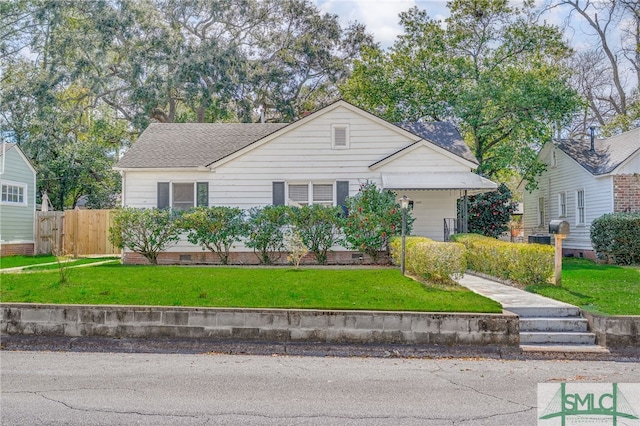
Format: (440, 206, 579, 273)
(400, 190, 459, 240)
(372, 145, 470, 172)
(122, 106, 473, 251)
(0, 147, 36, 243)
(616, 153, 640, 174)
(523, 144, 614, 251)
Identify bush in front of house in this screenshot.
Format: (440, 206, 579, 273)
(109, 207, 181, 265)
(459, 183, 517, 238)
(391, 237, 466, 283)
(389, 236, 432, 266)
(591, 212, 640, 265)
(179, 206, 247, 265)
(452, 233, 554, 285)
(288, 204, 344, 264)
(342, 182, 414, 263)
(245, 205, 290, 264)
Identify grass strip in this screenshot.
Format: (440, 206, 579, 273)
(22, 257, 120, 271)
(0, 265, 501, 313)
(526, 258, 640, 316)
(1, 255, 58, 269)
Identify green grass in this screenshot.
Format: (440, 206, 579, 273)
(0, 265, 501, 313)
(1, 255, 58, 269)
(526, 258, 640, 316)
(22, 257, 120, 271)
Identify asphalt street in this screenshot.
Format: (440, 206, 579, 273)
(1, 351, 638, 425)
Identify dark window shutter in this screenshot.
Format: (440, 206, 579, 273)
(336, 181, 349, 215)
(196, 182, 209, 207)
(273, 182, 285, 205)
(157, 182, 170, 208)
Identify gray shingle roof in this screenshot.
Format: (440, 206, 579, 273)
(394, 122, 477, 163)
(115, 123, 288, 168)
(556, 128, 640, 175)
(116, 117, 477, 169)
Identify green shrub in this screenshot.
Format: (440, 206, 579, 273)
(459, 183, 517, 238)
(288, 204, 343, 264)
(109, 208, 181, 265)
(452, 233, 554, 285)
(342, 182, 414, 263)
(179, 206, 247, 265)
(389, 236, 432, 265)
(245, 205, 290, 264)
(390, 236, 465, 283)
(591, 212, 640, 265)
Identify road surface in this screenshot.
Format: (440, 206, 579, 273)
(1, 351, 638, 425)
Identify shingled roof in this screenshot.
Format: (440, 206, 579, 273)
(116, 123, 288, 168)
(555, 127, 640, 175)
(394, 121, 477, 164)
(115, 105, 478, 169)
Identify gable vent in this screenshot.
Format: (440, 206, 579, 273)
(334, 126, 347, 147)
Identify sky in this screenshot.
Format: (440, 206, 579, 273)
(315, 0, 449, 48)
(315, 0, 450, 47)
(312, 0, 602, 50)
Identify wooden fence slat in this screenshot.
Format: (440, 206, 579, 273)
(36, 209, 120, 256)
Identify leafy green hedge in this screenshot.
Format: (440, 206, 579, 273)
(451, 234, 554, 285)
(591, 212, 640, 265)
(390, 237, 466, 283)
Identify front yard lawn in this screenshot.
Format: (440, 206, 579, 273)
(526, 258, 640, 316)
(0, 265, 501, 313)
(1, 255, 58, 269)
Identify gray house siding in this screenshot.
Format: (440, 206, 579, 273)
(0, 145, 36, 245)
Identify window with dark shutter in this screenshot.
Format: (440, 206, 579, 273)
(197, 182, 209, 207)
(157, 182, 170, 209)
(273, 182, 285, 205)
(336, 181, 349, 215)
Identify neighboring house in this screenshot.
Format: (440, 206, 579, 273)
(0, 143, 37, 257)
(115, 100, 497, 264)
(522, 128, 640, 259)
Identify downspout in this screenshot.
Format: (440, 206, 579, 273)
(120, 170, 126, 264)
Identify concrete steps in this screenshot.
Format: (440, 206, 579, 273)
(510, 307, 606, 352)
(520, 331, 595, 345)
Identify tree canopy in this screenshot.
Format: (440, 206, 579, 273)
(341, 0, 581, 188)
(1, 0, 373, 209)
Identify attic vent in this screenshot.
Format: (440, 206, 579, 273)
(332, 125, 349, 149)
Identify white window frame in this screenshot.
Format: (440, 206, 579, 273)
(551, 150, 557, 168)
(537, 196, 545, 226)
(287, 182, 335, 207)
(1, 180, 27, 206)
(158, 181, 208, 210)
(558, 191, 567, 217)
(331, 124, 350, 149)
(576, 189, 585, 225)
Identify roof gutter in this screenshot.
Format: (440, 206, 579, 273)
(112, 166, 213, 172)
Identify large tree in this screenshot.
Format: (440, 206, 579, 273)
(547, 0, 640, 136)
(1, 0, 373, 208)
(341, 0, 580, 188)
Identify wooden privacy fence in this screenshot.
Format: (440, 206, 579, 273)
(35, 209, 120, 256)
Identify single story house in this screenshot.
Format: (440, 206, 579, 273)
(0, 143, 37, 257)
(522, 127, 640, 259)
(115, 100, 497, 264)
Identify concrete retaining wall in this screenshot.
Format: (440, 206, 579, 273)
(583, 311, 640, 348)
(1, 304, 519, 347)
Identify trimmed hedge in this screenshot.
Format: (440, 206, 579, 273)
(391, 237, 466, 283)
(451, 234, 554, 285)
(591, 212, 640, 265)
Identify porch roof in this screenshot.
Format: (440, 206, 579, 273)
(381, 172, 498, 192)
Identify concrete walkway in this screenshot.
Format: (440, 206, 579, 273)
(457, 273, 610, 354)
(457, 274, 578, 317)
